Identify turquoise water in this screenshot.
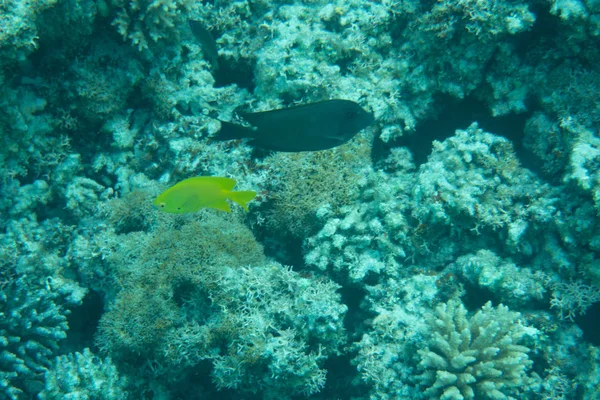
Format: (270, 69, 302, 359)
(1, 0, 599, 399)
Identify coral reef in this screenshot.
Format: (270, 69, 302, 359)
(450, 250, 546, 307)
(0, 0, 58, 66)
(0, 279, 85, 399)
(1, 0, 600, 398)
(416, 299, 536, 399)
(264, 136, 372, 237)
(91, 210, 346, 398)
(353, 274, 443, 399)
(39, 348, 127, 400)
(353, 281, 540, 400)
(412, 123, 557, 247)
(110, 0, 196, 53)
(304, 147, 416, 282)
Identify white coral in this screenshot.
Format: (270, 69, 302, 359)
(39, 348, 127, 400)
(111, 0, 195, 52)
(417, 299, 535, 400)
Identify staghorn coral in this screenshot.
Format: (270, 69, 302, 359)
(549, 280, 600, 321)
(180, 263, 347, 398)
(416, 299, 537, 400)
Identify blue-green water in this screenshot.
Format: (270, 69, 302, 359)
(1, 0, 599, 399)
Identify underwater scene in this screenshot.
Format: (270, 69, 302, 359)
(1, 0, 600, 399)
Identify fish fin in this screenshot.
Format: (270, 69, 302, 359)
(212, 120, 255, 141)
(208, 200, 232, 213)
(178, 193, 203, 213)
(242, 101, 329, 124)
(186, 176, 236, 190)
(209, 177, 237, 190)
(228, 190, 257, 211)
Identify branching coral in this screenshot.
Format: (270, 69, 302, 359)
(353, 274, 443, 399)
(199, 263, 346, 397)
(0, 0, 58, 66)
(264, 137, 372, 238)
(450, 250, 546, 307)
(304, 148, 416, 282)
(549, 280, 600, 321)
(416, 299, 537, 400)
(39, 348, 127, 400)
(110, 0, 196, 52)
(94, 212, 346, 398)
(0, 279, 83, 399)
(412, 123, 558, 254)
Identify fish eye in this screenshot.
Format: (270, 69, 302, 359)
(346, 111, 357, 119)
(160, 203, 165, 208)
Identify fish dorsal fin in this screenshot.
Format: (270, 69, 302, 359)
(189, 176, 236, 191)
(211, 177, 236, 191)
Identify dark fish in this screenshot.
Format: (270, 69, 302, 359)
(189, 20, 219, 71)
(213, 100, 375, 152)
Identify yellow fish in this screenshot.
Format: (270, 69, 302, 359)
(153, 176, 256, 214)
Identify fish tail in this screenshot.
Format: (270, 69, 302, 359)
(212, 120, 254, 141)
(229, 190, 257, 211)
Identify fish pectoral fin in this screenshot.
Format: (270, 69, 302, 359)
(177, 194, 203, 213)
(208, 200, 232, 212)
